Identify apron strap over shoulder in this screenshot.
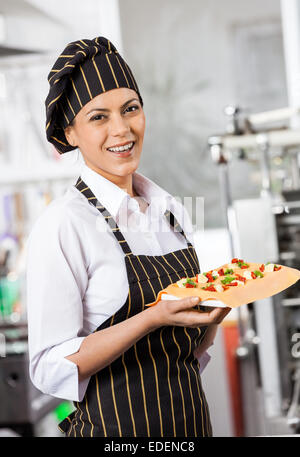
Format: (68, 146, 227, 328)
(75, 177, 192, 255)
(164, 209, 193, 248)
(75, 177, 133, 256)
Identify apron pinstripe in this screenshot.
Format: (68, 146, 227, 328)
(58, 177, 212, 437)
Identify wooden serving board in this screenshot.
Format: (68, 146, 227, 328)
(147, 262, 300, 308)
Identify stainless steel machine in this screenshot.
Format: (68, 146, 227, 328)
(208, 105, 300, 436)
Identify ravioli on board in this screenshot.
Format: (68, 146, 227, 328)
(146, 258, 300, 308)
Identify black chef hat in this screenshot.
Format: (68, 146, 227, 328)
(45, 37, 143, 154)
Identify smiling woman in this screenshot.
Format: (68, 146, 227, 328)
(26, 36, 231, 438)
(64, 88, 146, 196)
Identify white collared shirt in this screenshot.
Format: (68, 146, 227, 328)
(26, 164, 196, 402)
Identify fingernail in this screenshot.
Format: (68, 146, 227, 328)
(191, 297, 199, 304)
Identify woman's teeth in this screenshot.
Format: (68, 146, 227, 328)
(107, 142, 134, 152)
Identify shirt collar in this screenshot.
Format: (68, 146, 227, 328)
(132, 171, 174, 215)
(79, 164, 176, 219)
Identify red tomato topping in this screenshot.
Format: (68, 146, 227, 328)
(186, 283, 196, 288)
(205, 285, 217, 292)
(251, 272, 256, 279)
(235, 274, 246, 283)
(227, 282, 238, 286)
(206, 273, 214, 282)
(259, 264, 265, 272)
(222, 285, 230, 291)
(195, 275, 198, 283)
(218, 268, 225, 276)
(231, 258, 239, 263)
(241, 265, 248, 269)
(274, 266, 281, 271)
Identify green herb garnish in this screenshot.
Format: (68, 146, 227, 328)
(221, 276, 236, 285)
(183, 278, 197, 287)
(224, 268, 233, 275)
(238, 262, 249, 268)
(253, 270, 264, 278)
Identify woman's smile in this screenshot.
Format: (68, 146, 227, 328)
(106, 140, 135, 158)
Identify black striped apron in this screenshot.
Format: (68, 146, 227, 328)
(58, 177, 212, 437)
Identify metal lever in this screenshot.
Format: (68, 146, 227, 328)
(236, 329, 261, 389)
(256, 133, 272, 197)
(236, 329, 260, 359)
(224, 105, 243, 135)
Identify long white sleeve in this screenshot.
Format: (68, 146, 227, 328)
(26, 200, 90, 402)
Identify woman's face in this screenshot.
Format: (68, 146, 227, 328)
(64, 88, 145, 184)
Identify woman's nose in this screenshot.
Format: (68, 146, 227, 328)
(109, 114, 130, 136)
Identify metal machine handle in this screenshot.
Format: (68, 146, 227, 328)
(236, 329, 260, 358)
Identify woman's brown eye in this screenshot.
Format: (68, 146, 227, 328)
(91, 114, 105, 121)
(125, 105, 139, 113)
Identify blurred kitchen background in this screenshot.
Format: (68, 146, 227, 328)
(1, 0, 300, 437)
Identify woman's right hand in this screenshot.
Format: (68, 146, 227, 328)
(66, 295, 231, 382)
(147, 296, 231, 329)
